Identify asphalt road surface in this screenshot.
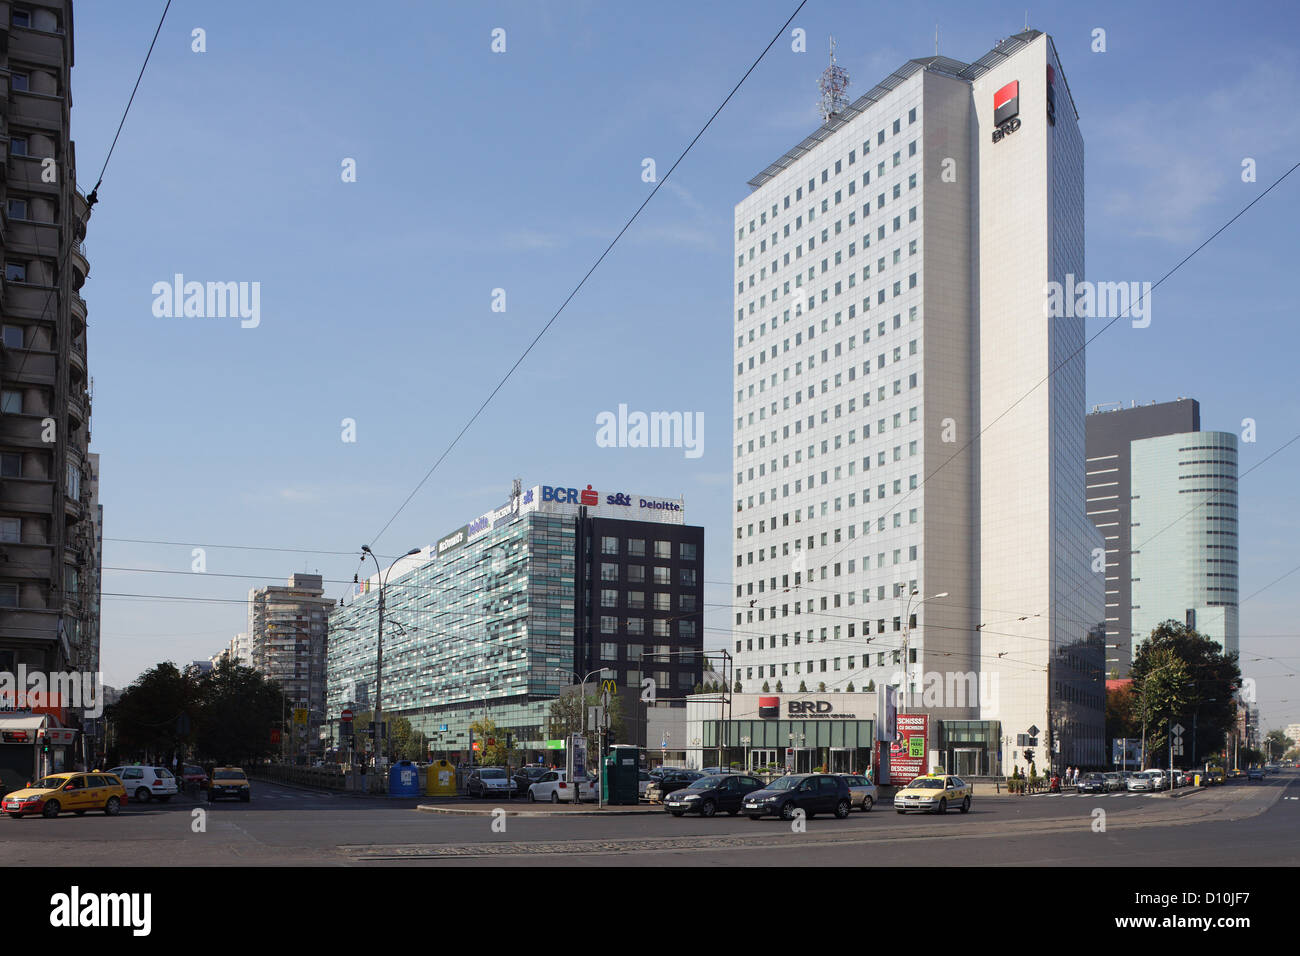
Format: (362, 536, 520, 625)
(3, 770, 1297, 866)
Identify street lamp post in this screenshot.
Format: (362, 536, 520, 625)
(901, 590, 948, 712)
(360, 545, 421, 773)
(554, 667, 610, 798)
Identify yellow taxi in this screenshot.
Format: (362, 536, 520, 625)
(1204, 768, 1225, 785)
(893, 772, 973, 814)
(207, 767, 251, 802)
(2, 771, 127, 819)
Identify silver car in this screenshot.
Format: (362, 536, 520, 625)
(836, 773, 878, 812)
(1126, 771, 1155, 792)
(1102, 772, 1124, 792)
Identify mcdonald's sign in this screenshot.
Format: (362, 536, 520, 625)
(600, 679, 618, 697)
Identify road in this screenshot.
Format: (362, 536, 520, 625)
(3, 771, 1297, 866)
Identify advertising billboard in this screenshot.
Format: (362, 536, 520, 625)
(888, 713, 929, 785)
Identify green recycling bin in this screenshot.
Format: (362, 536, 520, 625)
(602, 744, 640, 805)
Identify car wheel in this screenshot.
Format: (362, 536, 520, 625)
(527, 790, 536, 803)
(104, 797, 120, 816)
(42, 800, 60, 818)
(701, 800, 716, 818)
(960, 796, 971, 814)
(834, 799, 851, 819)
(136, 788, 151, 803)
(780, 801, 796, 821)
(550, 792, 559, 804)
(670, 811, 685, 817)
(862, 796, 873, 812)
(937, 798, 947, 814)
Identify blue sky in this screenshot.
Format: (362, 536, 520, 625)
(75, 1, 1300, 729)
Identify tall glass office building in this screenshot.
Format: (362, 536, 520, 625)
(1130, 432, 1239, 658)
(326, 483, 704, 759)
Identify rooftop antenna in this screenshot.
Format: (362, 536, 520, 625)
(935, 23, 939, 55)
(817, 35, 850, 123)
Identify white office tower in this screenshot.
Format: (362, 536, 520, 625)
(732, 30, 1104, 774)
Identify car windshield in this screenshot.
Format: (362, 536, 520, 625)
(214, 770, 245, 781)
(1084, 774, 1102, 781)
(767, 776, 804, 791)
(691, 776, 725, 789)
(185, 766, 203, 774)
(908, 778, 945, 789)
(480, 770, 506, 779)
(32, 776, 68, 790)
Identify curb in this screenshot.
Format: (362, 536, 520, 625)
(417, 803, 662, 817)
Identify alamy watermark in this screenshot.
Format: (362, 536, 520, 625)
(595, 403, 703, 459)
(1044, 274, 1152, 328)
(0, 667, 104, 718)
(151, 274, 261, 328)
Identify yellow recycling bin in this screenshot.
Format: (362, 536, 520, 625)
(426, 759, 457, 796)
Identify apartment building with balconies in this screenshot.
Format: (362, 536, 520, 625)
(0, 2, 99, 697)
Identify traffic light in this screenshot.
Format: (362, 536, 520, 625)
(506, 732, 513, 750)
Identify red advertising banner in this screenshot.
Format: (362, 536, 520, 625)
(888, 714, 929, 785)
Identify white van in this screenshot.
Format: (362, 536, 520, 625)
(109, 766, 179, 803)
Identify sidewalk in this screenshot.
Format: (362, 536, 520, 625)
(417, 799, 662, 816)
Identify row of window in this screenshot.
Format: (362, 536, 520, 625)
(739, 646, 918, 680)
(740, 109, 920, 240)
(738, 430, 921, 486)
(599, 537, 695, 560)
(598, 617, 697, 638)
(598, 588, 695, 610)
(598, 563, 696, 586)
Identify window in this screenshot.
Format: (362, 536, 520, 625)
(5, 263, 27, 282)
(653, 593, 671, 611)
(652, 620, 670, 638)
(627, 591, 645, 609)
(626, 564, 645, 584)
(10, 72, 29, 92)
(679, 619, 696, 639)
(0, 584, 17, 608)
(0, 453, 19, 478)
(1, 390, 23, 414)
(653, 566, 671, 585)
(626, 618, 644, 635)
(680, 568, 697, 587)
(600, 642, 618, 660)
(654, 541, 671, 559)
(0, 518, 19, 543)
(600, 589, 619, 608)
(679, 593, 697, 611)
(601, 536, 619, 555)
(601, 562, 619, 582)
(7, 199, 28, 220)
(680, 542, 696, 561)
(628, 539, 646, 557)
(2, 326, 23, 349)
(9, 136, 28, 157)
(12, 10, 31, 27)
(600, 616, 618, 634)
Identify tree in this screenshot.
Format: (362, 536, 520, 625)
(775, 680, 783, 692)
(798, 681, 807, 692)
(193, 655, 282, 766)
(1131, 620, 1240, 766)
(693, 683, 703, 694)
(109, 662, 199, 765)
(547, 689, 626, 759)
(761, 681, 770, 692)
(866, 679, 876, 692)
(1265, 730, 1295, 761)
(734, 680, 742, 693)
(468, 717, 516, 768)
(846, 682, 855, 692)
(817, 682, 826, 692)
(1105, 680, 1140, 744)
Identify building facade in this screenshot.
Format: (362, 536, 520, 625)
(1086, 399, 1201, 675)
(326, 482, 703, 762)
(1130, 430, 1239, 659)
(731, 30, 1103, 775)
(247, 573, 333, 756)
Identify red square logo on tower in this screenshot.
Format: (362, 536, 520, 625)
(758, 696, 780, 718)
(994, 80, 1020, 126)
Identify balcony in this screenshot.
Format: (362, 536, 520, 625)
(8, 90, 64, 133)
(1, 282, 56, 320)
(70, 242, 88, 288)
(70, 290, 86, 333)
(0, 478, 54, 512)
(1, 348, 56, 387)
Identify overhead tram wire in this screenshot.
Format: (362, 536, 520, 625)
(363, 0, 809, 553)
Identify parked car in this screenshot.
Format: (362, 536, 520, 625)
(1102, 772, 1124, 792)
(638, 769, 652, 800)
(663, 774, 766, 817)
(1145, 769, 1171, 790)
(894, 774, 973, 814)
(2, 772, 127, 818)
(467, 767, 516, 798)
(836, 773, 878, 811)
(1127, 771, 1156, 792)
(207, 767, 251, 802)
(512, 765, 549, 795)
(527, 770, 594, 803)
(645, 770, 705, 804)
(742, 773, 853, 821)
(181, 765, 209, 790)
(1077, 772, 1107, 794)
(109, 765, 179, 803)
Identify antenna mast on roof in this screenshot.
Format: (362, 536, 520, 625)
(817, 35, 850, 123)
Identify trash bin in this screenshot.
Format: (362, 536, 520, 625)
(426, 759, 457, 797)
(1193, 774, 1202, 787)
(388, 759, 420, 797)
